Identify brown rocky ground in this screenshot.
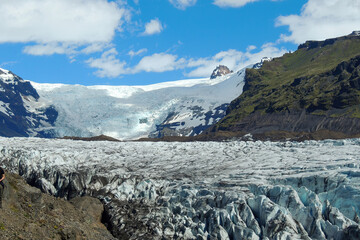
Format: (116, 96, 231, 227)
(0, 173, 115, 240)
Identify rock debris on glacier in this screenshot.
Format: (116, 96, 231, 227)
(0, 137, 360, 239)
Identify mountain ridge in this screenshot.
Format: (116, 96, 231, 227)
(205, 33, 360, 140)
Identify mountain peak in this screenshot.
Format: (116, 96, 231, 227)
(210, 65, 232, 79)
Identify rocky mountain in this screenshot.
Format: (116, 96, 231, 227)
(208, 33, 360, 140)
(0, 68, 57, 137)
(210, 65, 233, 79)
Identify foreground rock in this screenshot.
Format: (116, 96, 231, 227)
(0, 173, 115, 240)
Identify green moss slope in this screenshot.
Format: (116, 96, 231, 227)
(215, 34, 360, 131)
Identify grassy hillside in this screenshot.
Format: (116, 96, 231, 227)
(215, 34, 360, 133)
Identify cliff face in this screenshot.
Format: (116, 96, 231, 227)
(209, 34, 360, 140)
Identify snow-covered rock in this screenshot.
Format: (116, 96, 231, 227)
(0, 137, 360, 239)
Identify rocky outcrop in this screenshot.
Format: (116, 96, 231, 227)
(210, 65, 232, 79)
(0, 173, 115, 240)
(0, 68, 57, 137)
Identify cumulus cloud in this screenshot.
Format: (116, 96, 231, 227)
(213, 0, 259, 8)
(142, 19, 163, 36)
(186, 44, 287, 77)
(128, 48, 148, 57)
(0, 0, 127, 55)
(86, 44, 286, 78)
(23, 43, 77, 56)
(132, 53, 186, 73)
(86, 48, 127, 78)
(276, 0, 360, 44)
(169, 0, 197, 10)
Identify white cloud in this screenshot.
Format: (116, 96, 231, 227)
(86, 45, 286, 78)
(23, 43, 77, 56)
(169, 0, 197, 10)
(213, 0, 259, 8)
(0, 0, 127, 55)
(247, 45, 257, 51)
(186, 44, 287, 77)
(142, 19, 163, 36)
(276, 0, 360, 44)
(86, 48, 127, 78)
(86, 51, 186, 77)
(132, 53, 186, 73)
(128, 48, 148, 57)
(81, 43, 114, 55)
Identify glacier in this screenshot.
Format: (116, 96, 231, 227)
(1, 137, 360, 239)
(30, 68, 246, 140)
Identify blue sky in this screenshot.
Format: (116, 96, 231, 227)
(0, 0, 359, 86)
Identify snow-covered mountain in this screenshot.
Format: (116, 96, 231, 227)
(0, 68, 57, 137)
(31, 67, 246, 140)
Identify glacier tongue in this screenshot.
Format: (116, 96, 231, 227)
(1, 137, 360, 239)
(31, 69, 246, 140)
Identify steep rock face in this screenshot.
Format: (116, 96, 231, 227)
(0, 68, 57, 137)
(210, 65, 232, 79)
(1, 137, 360, 239)
(211, 33, 360, 140)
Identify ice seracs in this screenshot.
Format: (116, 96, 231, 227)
(0, 137, 359, 239)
